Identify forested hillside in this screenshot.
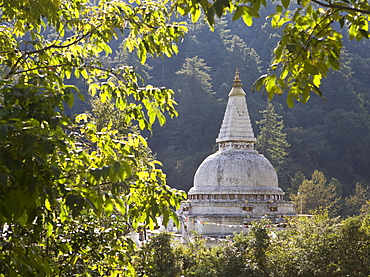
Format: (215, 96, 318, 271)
(139, 14, 370, 216)
(64, 10, 370, 215)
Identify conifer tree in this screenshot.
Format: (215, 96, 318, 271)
(344, 183, 370, 216)
(287, 171, 306, 198)
(150, 56, 224, 191)
(291, 170, 341, 215)
(256, 103, 289, 173)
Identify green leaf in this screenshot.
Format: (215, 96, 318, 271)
(191, 7, 201, 22)
(349, 24, 357, 40)
(76, 113, 89, 123)
(312, 85, 325, 99)
(280, 68, 289, 79)
(46, 222, 53, 237)
(252, 74, 267, 92)
(122, 161, 132, 178)
(287, 95, 295, 108)
(138, 44, 147, 64)
(313, 74, 322, 87)
(266, 74, 277, 91)
(232, 6, 244, 21)
(244, 6, 260, 18)
(286, 44, 296, 53)
(359, 29, 369, 39)
(271, 14, 280, 28)
(157, 112, 166, 126)
(45, 198, 52, 211)
(282, 0, 290, 9)
(80, 68, 88, 79)
(213, 0, 224, 17)
(101, 166, 110, 179)
(301, 86, 311, 103)
(19, 211, 28, 226)
(339, 16, 345, 28)
(276, 5, 283, 14)
(64, 90, 74, 109)
(304, 62, 319, 75)
(104, 199, 114, 215)
(242, 12, 253, 27)
(206, 7, 215, 27)
(162, 212, 169, 227)
(60, 203, 68, 223)
(328, 55, 340, 70)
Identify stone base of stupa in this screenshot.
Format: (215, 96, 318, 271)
(178, 199, 295, 236)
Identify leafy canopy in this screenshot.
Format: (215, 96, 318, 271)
(171, 0, 370, 106)
(0, 0, 187, 275)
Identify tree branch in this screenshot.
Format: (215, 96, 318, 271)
(25, 31, 91, 56)
(289, 10, 336, 64)
(311, 0, 370, 15)
(13, 64, 70, 75)
(5, 31, 91, 79)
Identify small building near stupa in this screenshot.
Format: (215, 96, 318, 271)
(178, 70, 295, 237)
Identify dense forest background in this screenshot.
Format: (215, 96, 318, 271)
(71, 11, 370, 216)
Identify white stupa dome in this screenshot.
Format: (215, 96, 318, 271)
(190, 149, 283, 195)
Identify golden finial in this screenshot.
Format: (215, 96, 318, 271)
(232, 68, 242, 87)
(229, 68, 246, 96)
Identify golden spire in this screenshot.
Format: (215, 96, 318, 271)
(232, 68, 242, 88)
(229, 68, 245, 96)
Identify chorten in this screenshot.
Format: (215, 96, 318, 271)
(179, 70, 295, 237)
